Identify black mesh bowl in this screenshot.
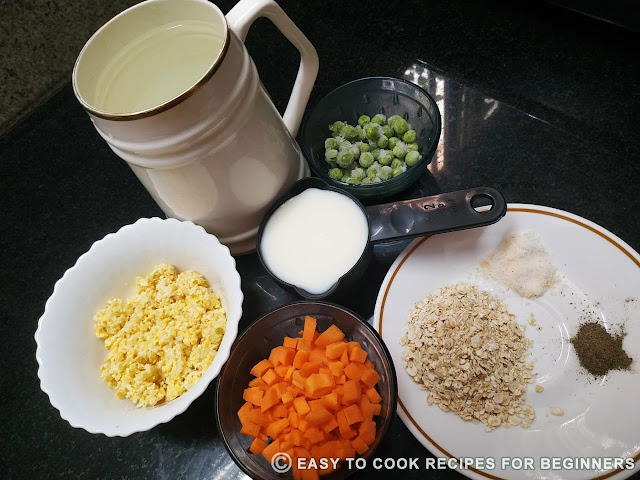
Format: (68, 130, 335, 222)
(300, 77, 441, 201)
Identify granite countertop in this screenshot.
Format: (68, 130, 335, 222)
(1, 0, 639, 479)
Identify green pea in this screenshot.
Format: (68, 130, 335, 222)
(392, 144, 408, 159)
(387, 137, 399, 149)
(379, 165, 393, 180)
(328, 167, 343, 180)
(358, 115, 371, 126)
(325, 149, 338, 162)
(378, 150, 393, 166)
(392, 118, 410, 136)
(330, 121, 345, 136)
(358, 142, 370, 153)
(351, 167, 366, 181)
(366, 165, 380, 178)
(359, 151, 374, 168)
(336, 150, 354, 168)
(407, 142, 419, 151)
(376, 135, 389, 149)
(339, 140, 351, 149)
(371, 114, 386, 125)
(391, 158, 405, 169)
(387, 114, 401, 126)
(365, 125, 380, 140)
(392, 167, 404, 177)
(345, 177, 361, 185)
(371, 148, 381, 159)
(341, 125, 359, 141)
(405, 150, 421, 166)
(402, 129, 417, 143)
(350, 145, 361, 159)
(381, 125, 394, 138)
(325, 137, 338, 149)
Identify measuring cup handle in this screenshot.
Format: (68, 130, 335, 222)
(365, 187, 507, 243)
(226, 0, 319, 137)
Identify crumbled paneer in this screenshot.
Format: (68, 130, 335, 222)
(550, 407, 564, 416)
(94, 264, 226, 407)
(535, 385, 544, 393)
(400, 283, 536, 431)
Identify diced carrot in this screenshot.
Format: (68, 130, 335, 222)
(288, 410, 300, 428)
(262, 438, 281, 462)
(292, 370, 306, 389)
(314, 325, 345, 348)
(281, 391, 294, 405)
(340, 349, 349, 365)
(266, 418, 290, 438)
(360, 368, 381, 388)
(250, 359, 273, 377)
(303, 316, 317, 348)
(237, 401, 253, 423)
(325, 341, 348, 360)
(262, 368, 279, 386)
(248, 408, 271, 428)
(304, 426, 325, 444)
(320, 415, 338, 434)
(351, 437, 368, 455)
(349, 346, 368, 364)
(293, 397, 311, 416)
(359, 395, 374, 421)
(273, 405, 288, 418)
(365, 387, 382, 403)
(308, 347, 327, 363)
(243, 387, 264, 406)
(321, 391, 340, 411)
(341, 380, 361, 405)
(298, 418, 309, 432)
(343, 362, 365, 381)
(358, 420, 376, 445)
(295, 337, 305, 351)
(288, 385, 304, 397)
(336, 410, 356, 439)
(275, 365, 289, 378)
(340, 438, 356, 459)
(371, 403, 382, 416)
(346, 341, 360, 354)
(342, 404, 365, 425)
(261, 386, 280, 412)
(240, 420, 260, 437)
(300, 361, 322, 378)
(308, 399, 325, 410)
(365, 359, 374, 369)
(291, 428, 305, 446)
(293, 350, 310, 369)
(327, 361, 344, 377)
(285, 366, 296, 382)
(318, 367, 331, 376)
(283, 336, 297, 348)
(274, 382, 289, 397)
(248, 377, 267, 388)
(250, 437, 268, 455)
(305, 405, 333, 426)
(304, 373, 335, 398)
(336, 374, 346, 385)
(259, 432, 269, 442)
(271, 346, 296, 367)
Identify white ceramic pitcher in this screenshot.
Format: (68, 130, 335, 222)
(73, 0, 318, 254)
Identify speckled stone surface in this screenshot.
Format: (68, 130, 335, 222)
(1, 0, 639, 479)
(0, 0, 138, 136)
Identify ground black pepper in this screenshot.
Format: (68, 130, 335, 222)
(570, 322, 632, 376)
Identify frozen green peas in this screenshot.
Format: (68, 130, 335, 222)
(405, 150, 421, 166)
(359, 151, 374, 168)
(336, 150, 354, 168)
(325, 114, 420, 183)
(358, 115, 371, 126)
(328, 167, 343, 180)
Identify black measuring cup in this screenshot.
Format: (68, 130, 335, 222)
(256, 177, 506, 299)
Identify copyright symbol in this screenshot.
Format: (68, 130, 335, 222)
(271, 452, 292, 473)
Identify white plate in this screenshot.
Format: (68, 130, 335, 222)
(373, 204, 640, 480)
(35, 218, 243, 436)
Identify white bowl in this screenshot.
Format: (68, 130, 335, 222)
(35, 218, 244, 436)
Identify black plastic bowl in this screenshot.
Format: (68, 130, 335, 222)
(216, 302, 397, 480)
(300, 77, 441, 200)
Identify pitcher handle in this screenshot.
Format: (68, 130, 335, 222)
(226, 0, 319, 137)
